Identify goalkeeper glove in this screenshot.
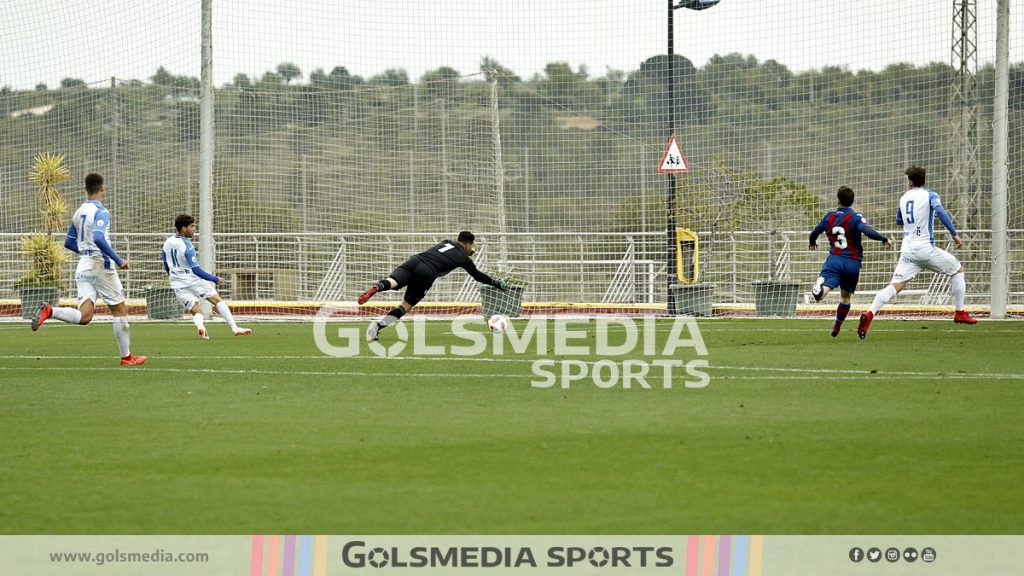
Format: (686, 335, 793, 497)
(495, 279, 509, 291)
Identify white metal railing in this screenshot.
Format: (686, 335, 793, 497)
(2, 230, 1022, 309)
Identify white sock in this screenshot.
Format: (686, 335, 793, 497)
(51, 306, 82, 324)
(376, 313, 402, 329)
(952, 272, 966, 311)
(112, 317, 131, 357)
(192, 312, 206, 331)
(869, 285, 898, 314)
(215, 301, 239, 331)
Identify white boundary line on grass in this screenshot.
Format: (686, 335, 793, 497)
(0, 365, 1016, 380)
(0, 366, 520, 378)
(437, 327, 1017, 335)
(1, 358, 1022, 380)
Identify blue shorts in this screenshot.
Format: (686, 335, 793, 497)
(819, 254, 861, 294)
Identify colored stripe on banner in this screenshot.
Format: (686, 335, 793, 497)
(732, 536, 749, 576)
(748, 536, 764, 576)
(283, 535, 296, 576)
(298, 536, 314, 576)
(251, 535, 264, 576)
(701, 536, 716, 576)
(717, 535, 731, 576)
(686, 535, 700, 576)
(313, 535, 329, 576)
(266, 536, 281, 576)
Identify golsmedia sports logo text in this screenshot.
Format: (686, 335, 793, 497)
(341, 541, 674, 569)
(313, 313, 710, 389)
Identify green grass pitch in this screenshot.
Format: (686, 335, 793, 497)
(1, 318, 1022, 534)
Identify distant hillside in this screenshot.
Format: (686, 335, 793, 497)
(2, 54, 1022, 237)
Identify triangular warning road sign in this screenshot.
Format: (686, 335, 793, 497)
(658, 134, 689, 173)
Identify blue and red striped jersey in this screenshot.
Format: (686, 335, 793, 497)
(809, 207, 887, 260)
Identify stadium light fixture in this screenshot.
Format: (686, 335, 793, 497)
(666, 0, 722, 312)
(673, 0, 721, 10)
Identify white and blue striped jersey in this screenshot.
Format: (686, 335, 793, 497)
(66, 200, 122, 269)
(161, 235, 201, 277)
(895, 188, 957, 251)
(161, 235, 220, 283)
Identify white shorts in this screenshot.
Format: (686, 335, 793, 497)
(171, 275, 218, 311)
(890, 246, 962, 284)
(76, 257, 125, 306)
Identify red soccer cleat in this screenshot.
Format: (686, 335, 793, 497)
(857, 311, 874, 340)
(831, 320, 842, 338)
(953, 310, 978, 325)
(233, 328, 253, 336)
(31, 302, 53, 331)
(120, 355, 148, 366)
(357, 286, 379, 305)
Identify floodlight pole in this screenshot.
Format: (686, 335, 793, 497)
(667, 1, 720, 312)
(666, 0, 678, 313)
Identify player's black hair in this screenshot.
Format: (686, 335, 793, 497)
(837, 186, 855, 207)
(457, 231, 475, 244)
(905, 165, 926, 187)
(84, 173, 103, 195)
(175, 214, 195, 231)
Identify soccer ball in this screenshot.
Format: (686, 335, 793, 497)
(487, 314, 509, 334)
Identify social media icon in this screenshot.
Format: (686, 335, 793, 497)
(849, 547, 864, 563)
(922, 547, 936, 563)
(867, 548, 882, 562)
(885, 548, 900, 563)
(904, 547, 919, 563)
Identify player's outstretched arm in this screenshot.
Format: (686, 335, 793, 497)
(855, 217, 893, 248)
(859, 221, 890, 246)
(183, 243, 220, 283)
(191, 264, 220, 284)
(64, 221, 80, 254)
(808, 215, 828, 249)
(928, 190, 959, 240)
(92, 230, 124, 267)
(462, 260, 504, 289)
(91, 209, 124, 267)
(934, 205, 959, 238)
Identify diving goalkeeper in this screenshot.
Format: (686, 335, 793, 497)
(357, 231, 508, 340)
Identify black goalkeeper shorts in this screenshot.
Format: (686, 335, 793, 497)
(389, 258, 436, 307)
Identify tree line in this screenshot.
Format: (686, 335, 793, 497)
(2, 53, 1023, 240)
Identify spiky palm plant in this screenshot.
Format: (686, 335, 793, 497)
(18, 153, 70, 288)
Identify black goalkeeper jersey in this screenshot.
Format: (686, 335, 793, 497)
(408, 240, 496, 285)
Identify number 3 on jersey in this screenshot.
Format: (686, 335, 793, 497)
(830, 226, 848, 249)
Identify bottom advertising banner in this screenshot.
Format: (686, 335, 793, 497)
(1, 535, 1020, 576)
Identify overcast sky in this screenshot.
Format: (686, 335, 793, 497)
(1, 0, 1020, 90)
